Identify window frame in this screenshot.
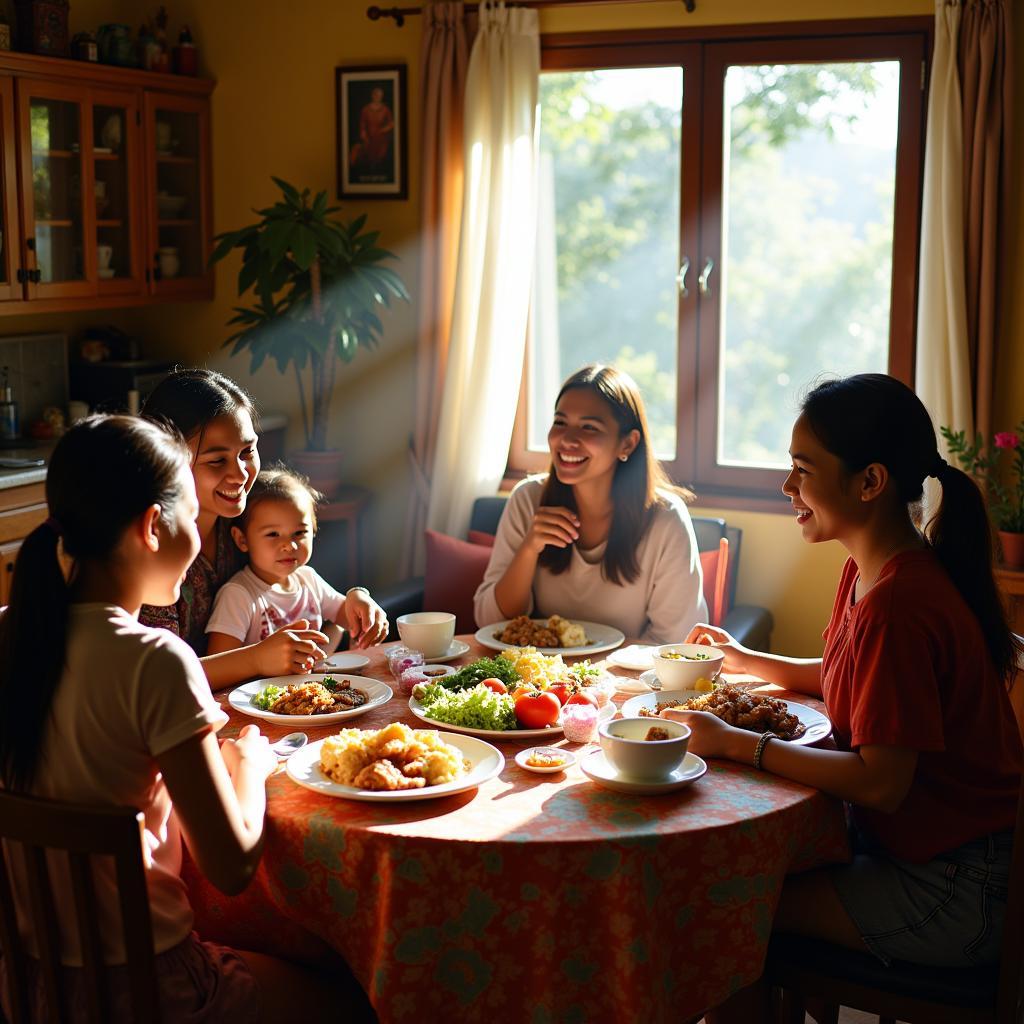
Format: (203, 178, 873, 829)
(509, 17, 931, 510)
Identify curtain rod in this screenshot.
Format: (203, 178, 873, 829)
(367, 0, 696, 28)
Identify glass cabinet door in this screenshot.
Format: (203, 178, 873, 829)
(145, 92, 211, 295)
(17, 79, 92, 297)
(92, 89, 144, 295)
(0, 77, 22, 302)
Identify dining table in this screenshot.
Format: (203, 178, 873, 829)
(184, 636, 851, 1024)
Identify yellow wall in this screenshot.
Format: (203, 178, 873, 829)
(15, 0, 1023, 656)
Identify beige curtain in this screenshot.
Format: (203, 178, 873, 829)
(916, 1, 971, 464)
(916, 0, 1013, 462)
(401, 3, 470, 577)
(958, 0, 1012, 441)
(426, 2, 540, 539)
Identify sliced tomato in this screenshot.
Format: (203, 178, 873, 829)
(479, 677, 508, 695)
(566, 690, 599, 710)
(514, 690, 561, 729)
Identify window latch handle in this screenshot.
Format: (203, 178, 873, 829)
(676, 257, 690, 298)
(698, 257, 714, 296)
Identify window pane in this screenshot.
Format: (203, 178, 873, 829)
(531, 68, 682, 457)
(718, 61, 899, 468)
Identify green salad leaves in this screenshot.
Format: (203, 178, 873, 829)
(413, 682, 517, 731)
(442, 656, 521, 692)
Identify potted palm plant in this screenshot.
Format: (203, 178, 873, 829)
(210, 177, 408, 495)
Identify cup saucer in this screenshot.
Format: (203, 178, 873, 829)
(419, 638, 471, 663)
(579, 749, 706, 795)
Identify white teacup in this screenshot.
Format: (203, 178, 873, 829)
(397, 612, 456, 660)
(599, 717, 690, 781)
(96, 244, 113, 270)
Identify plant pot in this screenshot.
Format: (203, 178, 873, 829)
(998, 530, 1024, 571)
(288, 448, 345, 499)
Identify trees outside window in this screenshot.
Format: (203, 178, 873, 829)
(512, 22, 927, 502)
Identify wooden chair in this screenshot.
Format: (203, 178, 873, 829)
(700, 536, 730, 628)
(766, 640, 1024, 1024)
(0, 792, 160, 1024)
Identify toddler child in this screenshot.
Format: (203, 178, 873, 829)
(206, 466, 376, 659)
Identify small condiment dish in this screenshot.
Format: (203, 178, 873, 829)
(598, 717, 690, 781)
(515, 746, 576, 774)
(652, 643, 725, 689)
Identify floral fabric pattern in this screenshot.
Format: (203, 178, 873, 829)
(185, 646, 849, 1023)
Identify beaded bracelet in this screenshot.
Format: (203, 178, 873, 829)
(753, 731, 775, 770)
(345, 586, 370, 598)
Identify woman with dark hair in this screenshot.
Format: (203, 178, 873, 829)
(668, 374, 1021, 1008)
(474, 364, 706, 642)
(0, 416, 362, 1020)
(140, 368, 387, 690)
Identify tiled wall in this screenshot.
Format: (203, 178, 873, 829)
(0, 333, 68, 429)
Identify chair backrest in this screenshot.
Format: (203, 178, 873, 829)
(997, 636, 1024, 1023)
(0, 792, 160, 1024)
(699, 537, 730, 627)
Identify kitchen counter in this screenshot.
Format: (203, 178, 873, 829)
(0, 444, 52, 490)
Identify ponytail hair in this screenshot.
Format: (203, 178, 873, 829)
(0, 416, 190, 790)
(802, 374, 1018, 682)
(539, 364, 691, 585)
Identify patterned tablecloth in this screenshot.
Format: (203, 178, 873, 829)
(185, 639, 850, 1024)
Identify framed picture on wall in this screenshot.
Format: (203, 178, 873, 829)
(336, 64, 408, 200)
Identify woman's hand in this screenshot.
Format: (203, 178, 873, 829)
(254, 619, 329, 676)
(219, 724, 276, 780)
(343, 591, 389, 649)
(524, 506, 580, 555)
(660, 708, 742, 760)
(685, 622, 749, 674)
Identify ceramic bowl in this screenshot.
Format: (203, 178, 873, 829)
(397, 612, 456, 660)
(651, 643, 725, 689)
(598, 717, 690, 781)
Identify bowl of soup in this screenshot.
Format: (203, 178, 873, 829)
(652, 643, 725, 689)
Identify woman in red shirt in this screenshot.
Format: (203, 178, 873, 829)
(666, 374, 1022, 1008)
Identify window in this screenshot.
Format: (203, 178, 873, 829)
(511, 22, 928, 502)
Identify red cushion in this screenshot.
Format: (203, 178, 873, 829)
(467, 530, 495, 547)
(423, 529, 493, 634)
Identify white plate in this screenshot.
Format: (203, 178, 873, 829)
(408, 639, 471, 663)
(475, 620, 626, 657)
(515, 746, 577, 774)
(605, 644, 657, 672)
(228, 674, 392, 726)
(620, 690, 832, 746)
(580, 749, 707, 794)
(408, 694, 615, 739)
(286, 732, 504, 802)
(317, 651, 370, 672)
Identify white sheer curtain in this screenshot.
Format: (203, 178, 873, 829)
(426, 2, 539, 539)
(916, 2, 972, 462)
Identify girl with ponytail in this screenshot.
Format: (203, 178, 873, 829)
(666, 374, 1021, 1003)
(0, 416, 364, 1020)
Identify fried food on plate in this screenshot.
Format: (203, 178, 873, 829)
(319, 722, 466, 790)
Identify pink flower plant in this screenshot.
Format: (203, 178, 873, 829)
(941, 422, 1024, 534)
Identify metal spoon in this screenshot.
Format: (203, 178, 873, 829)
(271, 732, 308, 759)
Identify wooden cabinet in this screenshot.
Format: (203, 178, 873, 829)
(0, 481, 46, 605)
(0, 50, 213, 314)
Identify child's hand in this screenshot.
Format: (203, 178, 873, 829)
(343, 591, 389, 649)
(220, 724, 276, 779)
(255, 619, 328, 675)
(684, 622, 748, 673)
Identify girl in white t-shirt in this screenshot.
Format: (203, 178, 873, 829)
(206, 467, 383, 656)
(0, 416, 371, 1022)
